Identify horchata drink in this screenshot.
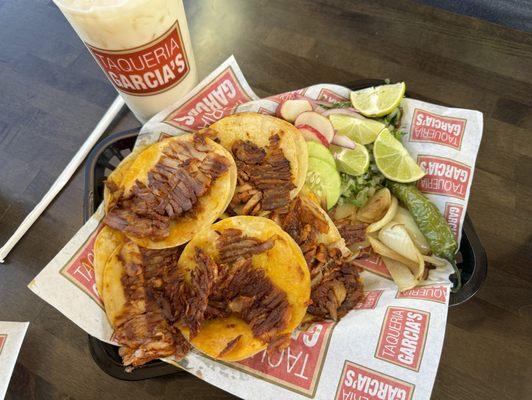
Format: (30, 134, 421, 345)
(53, 0, 198, 122)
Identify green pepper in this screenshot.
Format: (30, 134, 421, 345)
(387, 181, 461, 292)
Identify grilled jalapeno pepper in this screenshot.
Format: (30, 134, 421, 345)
(387, 181, 461, 291)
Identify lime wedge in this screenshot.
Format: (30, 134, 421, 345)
(329, 114, 385, 145)
(350, 82, 406, 117)
(373, 128, 425, 183)
(330, 144, 369, 176)
(307, 141, 335, 167)
(306, 158, 341, 209)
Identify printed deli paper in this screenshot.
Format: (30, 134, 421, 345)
(29, 56, 484, 400)
(0, 322, 29, 400)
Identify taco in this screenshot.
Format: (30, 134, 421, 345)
(101, 241, 190, 366)
(103, 145, 147, 213)
(103, 134, 237, 249)
(270, 191, 364, 321)
(205, 112, 308, 215)
(93, 226, 124, 299)
(174, 216, 310, 361)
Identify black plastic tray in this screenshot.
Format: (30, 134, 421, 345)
(83, 84, 487, 381)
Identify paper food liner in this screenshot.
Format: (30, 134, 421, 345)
(0, 321, 29, 399)
(29, 56, 483, 400)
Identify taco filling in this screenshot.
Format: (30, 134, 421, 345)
(169, 229, 290, 352)
(108, 244, 190, 367)
(231, 134, 295, 214)
(174, 216, 310, 362)
(272, 196, 364, 321)
(104, 135, 230, 240)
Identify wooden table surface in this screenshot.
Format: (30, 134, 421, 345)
(1, 0, 531, 399)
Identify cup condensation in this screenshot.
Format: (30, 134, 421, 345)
(54, 0, 198, 122)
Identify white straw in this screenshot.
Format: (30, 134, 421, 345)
(0, 95, 126, 263)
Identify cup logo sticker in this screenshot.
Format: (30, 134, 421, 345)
(354, 249, 392, 279)
(409, 109, 466, 150)
(232, 321, 335, 397)
(396, 285, 448, 304)
(444, 202, 464, 240)
(0, 334, 6, 356)
(165, 66, 254, 131)
(60, 225, 103, 307)
(375, 307, 430, 371)
(355, 290, 384, 310)
(334, 361, 415, 400)
(317, 88, 348, 104)
(87, 21, 190, 96)
(417, 155, 471, 200)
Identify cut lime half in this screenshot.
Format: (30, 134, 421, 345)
(330, 144, 370, 176)
(350, 82, 406, 117)
(329, 114, 385, 145)
(373, 128, 425, 183)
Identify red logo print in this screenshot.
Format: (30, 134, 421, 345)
(266, 88, 307, 105)
(0, 334, 6, 356)
(355, 290, 384, 310)
(335, 361, 415, 400)
(317, 88, 348, 104)
(375, 307, 430, 371)
(258, 106, 275, 115)
(234, 321, 335, 397)
(444, 202, 464, 240)
(87, 21, 190, 96)
(165, 67, 254, 131)
(417, 155, 471, 200)
(60, 226, 102, 306)
(354, 249, 392, 279)
(410, 109, 466, 150)
(396, 285, 448, 304)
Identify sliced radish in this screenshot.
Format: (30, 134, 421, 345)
(294, 111, 335, 144)
(279, 99, 313, 122)
(321, 108, 363, 118)
(298, 125, 329, 147)
(331, 134, 356, 149)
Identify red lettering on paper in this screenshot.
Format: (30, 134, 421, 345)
(417, 155, 471, 200)
(355, 290, 384, 310)
(266, 88, 308, 105)
(0, 334, 6, 355)
(335, 361, 415, 400)
(353, 248, 392, 279)
(258, 106, 274, 115)
(60, 226, 102, 306)
(165, 67, 253, 131)
(444, 202, 464, 240)
(234, 321, 335, 397)
(375, 307, 430, 371)
(410, 109, 466, 150)
(396, 285, 448, 304)
(317, 88, 348, 103)
(87, 21, 190, 96)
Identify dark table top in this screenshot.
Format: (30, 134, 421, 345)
(1, 0, 531, 399)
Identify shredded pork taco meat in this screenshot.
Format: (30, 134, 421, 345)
(231, 135, 295, 215)
(172, 229, 290, 351)
(334, 218, 368, 248)
(111, 245, 191, 367)
(272, 197, 363, 321)
(104, 135, 230, 239)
